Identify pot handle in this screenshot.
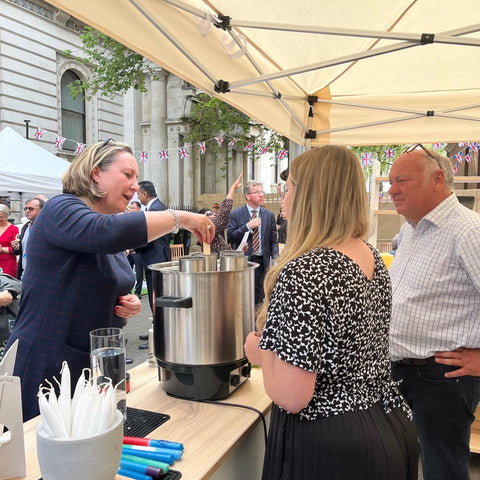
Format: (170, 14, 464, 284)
(156, 296, 193, 309)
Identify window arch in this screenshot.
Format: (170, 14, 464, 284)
(60, 70, 85, 151)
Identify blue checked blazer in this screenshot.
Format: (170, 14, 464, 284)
(6, 194, 148, 421)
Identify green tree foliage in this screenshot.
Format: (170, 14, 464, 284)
(188, 95, 251, 144)
(352, 144, 448, 191)
(187, 94, 285, 158)
(351, 145, 401, 178)
(64, 26, 159, 99)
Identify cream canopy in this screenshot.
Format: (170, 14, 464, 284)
(47, 0, 480, 146)
(0, 127, 70, 195)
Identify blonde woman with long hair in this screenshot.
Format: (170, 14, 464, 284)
(6, 139, 214, 421)
(245, 146, 418, 480)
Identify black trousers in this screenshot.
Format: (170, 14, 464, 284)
(250, 255, 266, 306)
(392, 361, 480, 480)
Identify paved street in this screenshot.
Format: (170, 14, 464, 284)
(124, 295, 154, 370)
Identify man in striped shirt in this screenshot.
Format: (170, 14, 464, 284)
(389, 145, 480, 480)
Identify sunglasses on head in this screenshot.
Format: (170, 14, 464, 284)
(401, 143, 441, 168)
(98, 137, 115, 150)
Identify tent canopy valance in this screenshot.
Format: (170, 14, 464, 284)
(45, 0, 480, 146)
(0, 127, 70, 196)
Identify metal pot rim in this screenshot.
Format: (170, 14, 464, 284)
(148, 260, 259, 273)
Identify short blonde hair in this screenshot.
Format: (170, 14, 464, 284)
(256, 145, 369, 330)
(62, 140, 133, 203)
(0, 204, 10, 217)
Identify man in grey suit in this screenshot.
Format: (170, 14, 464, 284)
(227, 181, 279, 306)
(136, 181, 171, 312)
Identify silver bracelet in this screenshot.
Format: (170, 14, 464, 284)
(168, 209, 180, 234)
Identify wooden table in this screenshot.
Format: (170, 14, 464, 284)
(15, 363, 272, 480)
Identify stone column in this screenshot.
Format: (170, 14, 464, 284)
(149, 68, 169, 200)
(183, 132, 194, 207)
(193, 149, 202, 207)
(166, 123, 183, 206)
(230, 149, 243, 186)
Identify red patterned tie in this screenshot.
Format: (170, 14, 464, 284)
(251, 210, 260, 253)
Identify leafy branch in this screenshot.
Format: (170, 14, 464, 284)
(351, 144, 448, 188)
(187, 94, 285, 156)
(64, 26, 159, 99)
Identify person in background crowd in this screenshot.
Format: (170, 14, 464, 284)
(34, 194, 49, 203)
(388, 144, 480, 480)
(279, 168, 289, 182)
(276, 169, 289, 252)
(227, 181, 279, 306)
(128, 200, 142, 212)
(0, 272, 21, 359)
(11, 197, 44, 279)
(6, 139, 214, 421)
(198, 172, 243, 254)
(0, 204, 19, 278)
(245, 146, 418, 480)
(390, 233, 399, 255)
(136, 180, 171, 312)
(276, 206, 287, 245)
(126, 200, 144, 298)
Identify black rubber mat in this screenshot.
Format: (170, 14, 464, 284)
(123, 406, 170, 437)
(161, 470, 182, 479)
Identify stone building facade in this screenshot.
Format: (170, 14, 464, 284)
(1, 0, 295, 214)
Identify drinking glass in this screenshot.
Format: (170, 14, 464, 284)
(90, 327, 126, 420)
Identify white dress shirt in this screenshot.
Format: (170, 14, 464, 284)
(390, 194, 480, 360)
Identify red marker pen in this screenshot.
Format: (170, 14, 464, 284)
(124, 435, 183, 451)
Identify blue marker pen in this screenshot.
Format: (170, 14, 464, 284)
(118, 467, 152, 480)
(120, 459, 164, 480)
(123, 443, 183, 460)
(122, 446, 174, 464)
(147, 439, 183, 450)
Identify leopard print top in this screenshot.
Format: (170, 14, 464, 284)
(258, 244, 411, 421)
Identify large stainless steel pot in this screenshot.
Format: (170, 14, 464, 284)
(151, 259, 257, 366)
(150, 258, 257, 400)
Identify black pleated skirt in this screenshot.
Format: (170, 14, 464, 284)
(262, 403, 419, 480)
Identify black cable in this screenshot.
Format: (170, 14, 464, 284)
(195, 399, 268, 446)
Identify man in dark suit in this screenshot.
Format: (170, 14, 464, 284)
(126, 200, 144, 298)
(227, 181, 279, 306)
(11, 197, 44, 279)
(136, 181, 172, 312)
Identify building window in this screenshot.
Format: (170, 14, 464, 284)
(61, 70, 85, 151)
